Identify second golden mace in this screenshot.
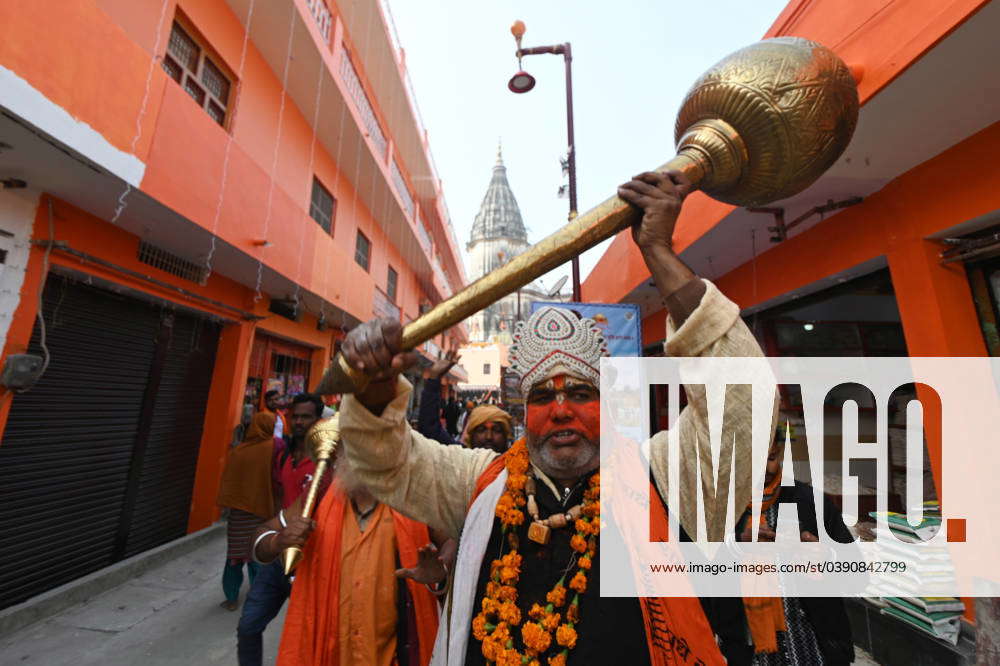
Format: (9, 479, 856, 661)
(317, 37, 859, 395)
(282, 416, 340, 575)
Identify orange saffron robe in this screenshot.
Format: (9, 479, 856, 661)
(277, 484, 439, 666)
(339, 503, 399, 666)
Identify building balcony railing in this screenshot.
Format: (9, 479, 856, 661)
(297, 0, 464, 295)
(391, 158, 415, 219)
(306, 0, 333, 46)
(416, 215, 433, 253)
(433, 260, 452, 298)
(373, 287, 401, 321)
(338, 43, 388, 159)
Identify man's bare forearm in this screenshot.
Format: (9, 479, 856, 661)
(251, 515, 283, 563)
(641, 244, 706, 328)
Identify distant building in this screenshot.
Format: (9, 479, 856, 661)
(465, 147, 546, 343)
(456, 342, 507, 392)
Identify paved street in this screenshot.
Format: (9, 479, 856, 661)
(0, 530, 286, 666)
(0, 526, 883, 665)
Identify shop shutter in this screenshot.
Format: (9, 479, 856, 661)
(0, 275, 161, 608)
(120, 312, 219, 557)
(0, 274, 221, 609)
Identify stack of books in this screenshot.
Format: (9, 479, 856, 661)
(881, 596, 965, 645)
(870, 525, 955, 595)
(867, 505, 963, 644)
(870, 509, 941, 541)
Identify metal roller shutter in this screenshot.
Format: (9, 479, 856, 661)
(121, 312, 219, 558)
(0, 274, 220, 609)
(0, 275, 160, 608)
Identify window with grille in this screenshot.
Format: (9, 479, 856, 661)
(387, 266, 398, 303)
(162, 20, 234, 128)
(137, 241, 208, 284)
(355, 231, 371, 271)
(309, 178, 336, 233)
(483, 363, 491, 375)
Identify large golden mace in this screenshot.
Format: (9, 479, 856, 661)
(317, 37, 858, 395)
(282, 415, 340, 574)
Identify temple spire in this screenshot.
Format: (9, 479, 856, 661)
(469, 146, 526, 245)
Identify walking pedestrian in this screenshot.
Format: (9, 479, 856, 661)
(236, 393, 323, 666)
(216, 411, 278, 611)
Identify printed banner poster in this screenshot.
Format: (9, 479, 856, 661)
(531, 301, 642, 358)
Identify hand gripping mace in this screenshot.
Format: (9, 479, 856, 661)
(316, 37, 859, 396)
(282, 415, 340, 575)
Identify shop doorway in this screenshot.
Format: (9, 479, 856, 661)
(245, 333, 314, 417)
(751, 268, 932, 516)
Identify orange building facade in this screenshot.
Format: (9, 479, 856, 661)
(586, 0, 998, 659)
(0, 0, 466, 609)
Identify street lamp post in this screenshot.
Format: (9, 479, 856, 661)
(508, 20, 581, 302)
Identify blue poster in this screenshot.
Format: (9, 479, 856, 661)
(529, 301, 642, 357)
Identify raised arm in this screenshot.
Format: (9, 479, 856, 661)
(619, 171, 775, 541)
(415, 350, 460, 445)
(337, 324, 495, 538)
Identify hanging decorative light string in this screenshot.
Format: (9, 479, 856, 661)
(205, 0, 257, 279)
(110, 0, 171, 225)
(255, 2, 299, 302)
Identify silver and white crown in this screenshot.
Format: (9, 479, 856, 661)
(508, 306, 608, 395)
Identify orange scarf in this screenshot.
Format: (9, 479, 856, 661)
(216, 412, 277, 519)
(277, 485, 439, 666)
(741, 473, 786, 653)
(471, 442, 725, 666)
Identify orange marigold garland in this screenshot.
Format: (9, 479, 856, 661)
(473, 440, 601, 664)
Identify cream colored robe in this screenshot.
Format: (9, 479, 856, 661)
(339, 280, 771, 541)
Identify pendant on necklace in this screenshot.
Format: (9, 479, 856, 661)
(528, 521, 551, 545)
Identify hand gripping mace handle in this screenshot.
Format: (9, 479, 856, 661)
(282, 416, 340, 575)
(316, 37, 858, 396)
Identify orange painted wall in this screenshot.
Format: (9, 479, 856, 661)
(0, 194, 337, 527)
(0, 0, 167, 163)
(187, 319, 256, 531)
(1, 0, 448, 326)
(584, 0, 990, 307)
(1, 195, 257, 365)
(710, 119, 1000, 322)
(0, 0, 462, 550)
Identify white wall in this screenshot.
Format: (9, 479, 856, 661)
(0, 188, 40, 354)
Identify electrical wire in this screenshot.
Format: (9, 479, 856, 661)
(206, 0, 257, 278)
(255, 2, 299, 302)
(292, 58, 327, 318)
(18, 199, 56, 393)
(111, 0, 171, 224)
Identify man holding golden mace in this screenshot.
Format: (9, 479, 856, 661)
(280, 37, 859, 665)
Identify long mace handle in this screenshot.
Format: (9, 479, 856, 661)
(315, 37, 858, 396)
(317, 154, 701, 396)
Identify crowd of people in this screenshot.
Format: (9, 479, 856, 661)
(214, 171, 852, 665)
(218, 360, 519, 664)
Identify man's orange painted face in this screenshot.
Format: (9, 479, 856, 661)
(524, 374, 600, 481)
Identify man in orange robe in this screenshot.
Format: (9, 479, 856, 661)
(252, 463, 448, 666)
